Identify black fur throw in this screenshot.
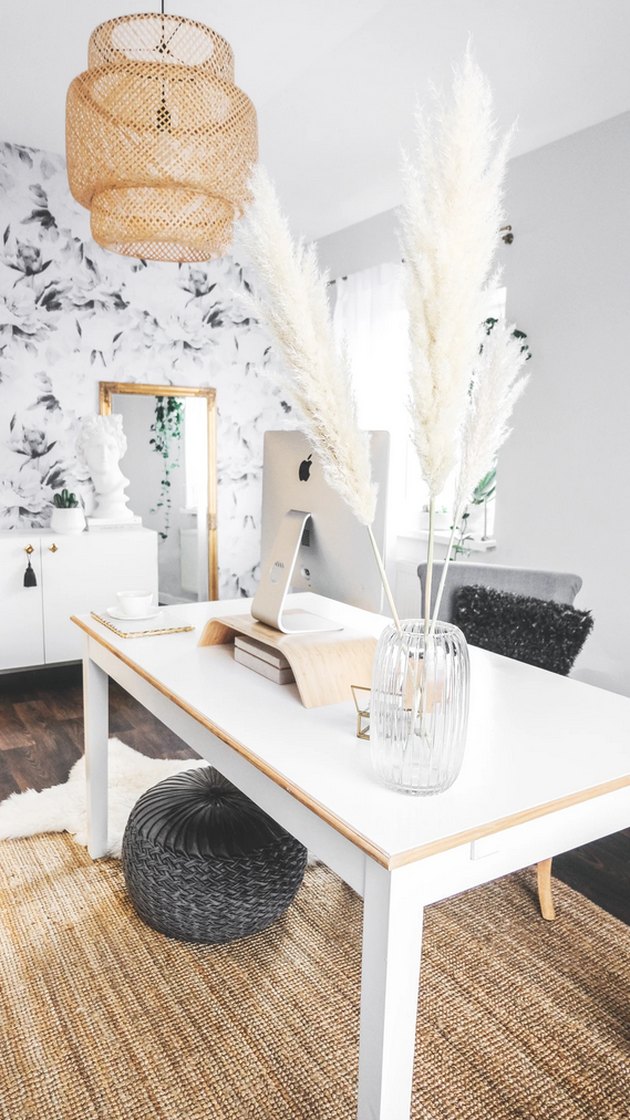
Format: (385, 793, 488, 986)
(454, 584, 594, 676)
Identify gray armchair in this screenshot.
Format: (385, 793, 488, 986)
(417, 561, 582, 623)
(417, 561, 584, 921)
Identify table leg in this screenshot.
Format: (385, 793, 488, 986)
(357, 859, 424, 1120)
(83, 647, 109, 859)
(536, 858, 556, 921)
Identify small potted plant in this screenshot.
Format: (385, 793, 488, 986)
(50, 489, 85, 535)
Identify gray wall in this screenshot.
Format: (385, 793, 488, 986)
(318, 209, 399, 279)
(493, 112, 630, 696)
(317, 113, 630, 696)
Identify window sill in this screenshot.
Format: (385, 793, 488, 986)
(398, 530, 497, 553)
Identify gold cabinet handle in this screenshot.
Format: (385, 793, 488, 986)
(24, 544, 34, 555)
(48, 543, 59, 553)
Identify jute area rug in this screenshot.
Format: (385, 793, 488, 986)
(1, 835, 628, 1120)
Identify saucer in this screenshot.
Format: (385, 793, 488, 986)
(107, 606, 162, 622)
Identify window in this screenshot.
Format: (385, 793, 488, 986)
(332, 262, 408, 546)
(332, 262, 505, 546)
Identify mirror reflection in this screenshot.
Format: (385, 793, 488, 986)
(99, 383, 217, 604)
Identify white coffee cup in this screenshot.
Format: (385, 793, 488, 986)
(116, 589, 154, 618)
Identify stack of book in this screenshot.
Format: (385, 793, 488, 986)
(233, 634, 295, 685)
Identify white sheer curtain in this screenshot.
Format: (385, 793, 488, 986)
(332, 263, 507, 541)
(184, 397, 207, 513)
(332, 262, 407, 430)
(332, 262, 411, 541)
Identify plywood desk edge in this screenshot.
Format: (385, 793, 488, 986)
(388, 774, 630, 868)
(72, 615, 630, 873)
(72, 614, 391, 868)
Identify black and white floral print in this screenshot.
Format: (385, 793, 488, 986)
(0, 141, 290, 597)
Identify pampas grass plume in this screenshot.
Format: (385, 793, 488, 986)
(238, 165, 377, 527)
(400, 49, 512, 499)
(430, 321, 530, 630)
(455, 321, 530, 514)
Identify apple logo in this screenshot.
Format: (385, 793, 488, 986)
(298, 454, 312, 482)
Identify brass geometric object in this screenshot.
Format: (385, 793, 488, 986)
(351, 685, 372, 741)
(66, 12, 257, 262)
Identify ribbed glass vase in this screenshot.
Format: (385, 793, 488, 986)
(370, 620, 470, 795)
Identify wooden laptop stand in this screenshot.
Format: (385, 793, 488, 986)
(199, 612, 376, 708)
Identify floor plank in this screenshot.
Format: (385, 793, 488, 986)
(0, 706, 36, 751)
(0, 663, 628, 924)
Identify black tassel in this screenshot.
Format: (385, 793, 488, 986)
(24, 559, 37, 588)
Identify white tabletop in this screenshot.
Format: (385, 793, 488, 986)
(74, 593, 630, 868)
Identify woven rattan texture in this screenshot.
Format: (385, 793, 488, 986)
(121, 767, 307, 942)
(2, 834, 629, 1120)
(66, 13, 257, 261)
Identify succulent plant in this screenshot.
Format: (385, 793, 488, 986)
(52, 488, 79, 509)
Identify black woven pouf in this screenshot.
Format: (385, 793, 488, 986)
(121, 767, 307, 944)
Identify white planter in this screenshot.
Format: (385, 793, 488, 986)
(419, 509, 451, 532)
(50, 507, 86, 535)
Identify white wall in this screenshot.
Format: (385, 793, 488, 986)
(316, 112, 630, 696)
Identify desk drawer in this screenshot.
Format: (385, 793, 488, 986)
(412, 785, 630, 905)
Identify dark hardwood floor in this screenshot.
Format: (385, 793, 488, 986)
(1, 664, 628, 925)
(0, 664, 197, 797)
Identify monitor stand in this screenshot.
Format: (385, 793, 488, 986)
(251, 509, 343, 634)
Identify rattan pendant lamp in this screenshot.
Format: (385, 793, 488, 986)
(66, 3, 257, 262)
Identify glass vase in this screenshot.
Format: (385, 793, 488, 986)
(370, 620, 470, 795)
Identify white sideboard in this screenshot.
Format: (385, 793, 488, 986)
(0, 529, 158, 671)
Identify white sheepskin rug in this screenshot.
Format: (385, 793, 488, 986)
(0, 739, 205, 858)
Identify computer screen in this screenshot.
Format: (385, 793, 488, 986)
(257, 430, 390, 617)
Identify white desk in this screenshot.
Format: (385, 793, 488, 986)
(73, 593, 630, 1120)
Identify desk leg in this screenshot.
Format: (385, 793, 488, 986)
(357, 860, 424, 1120)
(83, 647, 109, 859)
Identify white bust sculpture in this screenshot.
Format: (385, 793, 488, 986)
(77, 414, 136, 522)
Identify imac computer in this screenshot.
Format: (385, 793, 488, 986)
(252, 430, 390, 633)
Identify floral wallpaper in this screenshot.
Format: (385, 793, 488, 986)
(0, 141, 291, 598)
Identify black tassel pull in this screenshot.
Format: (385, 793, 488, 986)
(24, 546, 37, 587)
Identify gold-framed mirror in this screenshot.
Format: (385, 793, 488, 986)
(99, 382, 218, 601)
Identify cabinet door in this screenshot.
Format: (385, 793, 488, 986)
(41, 531, 158, 663)
(0, 535, 45, 670)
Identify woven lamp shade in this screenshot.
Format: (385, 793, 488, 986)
(66, 13, 257, 262)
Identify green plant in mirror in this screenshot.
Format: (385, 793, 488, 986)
(52, 488, 79, 508)
(149, 396, 183, 541)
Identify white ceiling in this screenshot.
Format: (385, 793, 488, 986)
(2, 0, 629, 239)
